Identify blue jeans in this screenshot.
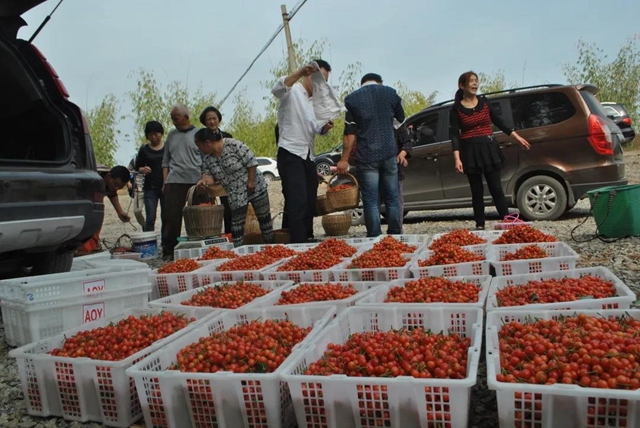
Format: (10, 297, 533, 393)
(143, 187, 165, 233)
(356, 156, 402, 237)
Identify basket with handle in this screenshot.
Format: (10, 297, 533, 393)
(182, 185, 225, 237)
(316, 181, 334, 216)
(322, 211, 351, 236)
(326, 173, 359, 211)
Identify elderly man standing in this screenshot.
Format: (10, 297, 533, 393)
(161, 104, 201, 259)
(337, 73, 405, 237)
(272, 60, 334, 243)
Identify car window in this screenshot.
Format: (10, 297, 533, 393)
(489, 100, 504, 133)
(580, 91, 610, 119)
(510, 92, 576, 130)
(257, 158, 270, 166)
(409, 113, 440, 146)
(602, 106, 620, 117)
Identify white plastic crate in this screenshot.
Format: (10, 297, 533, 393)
(333, 255, 413, 282)
(8, 307, 204, 427)
(127, 305, 336, 428)
(233, 242, 317, 256)
(488, 242, 579, 276)
(71, 251, 112, 269)
(148, 279, 293, 318)
(410, 244, 490, 278)
(493, 220, 533, 230)
(149, 263, 213, 299)
(486, 308, 640, 428)
(0, 264, 150, 303)
(71, 254, 146, 272)
(262, 256, 349, 283)
(111, 252, 142, 261)
(356, 275, 492, 308)
(281, 305, 483, 428)
(486, 267, 636, 312)
(174, 241, 234, 260)
(428, 230, 504, 249)
(196, 257, 286, 283)
(1, 285, 150, 347)
(375, 234, 430, 253)
(246, 281, 385, 314)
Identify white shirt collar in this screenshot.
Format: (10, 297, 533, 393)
(362, 81, 379, 87)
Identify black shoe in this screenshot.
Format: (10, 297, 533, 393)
(306, 238, 321, 243)
(474, 225, 485, 231)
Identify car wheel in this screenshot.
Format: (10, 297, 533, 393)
(29, 249, 74, 276)
(263, 172, 275, 183)
(516, 175, 567, 221)
(316, 162, 332, 176)
(350, 207, 365, 226)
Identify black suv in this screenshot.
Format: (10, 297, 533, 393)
(395, 84, 627, 221)
(315, 143, 343, 176)
(0, 1, 104, 276)
(601, 102, 636, 143)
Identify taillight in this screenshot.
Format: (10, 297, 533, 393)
(623, 117, 632, 126)
(587, 114, 613, 156)
(30, 45, 70, 99)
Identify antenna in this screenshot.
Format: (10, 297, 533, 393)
(28, 0, 65, 43)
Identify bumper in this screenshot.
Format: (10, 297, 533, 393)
(571, 179, 629, 200)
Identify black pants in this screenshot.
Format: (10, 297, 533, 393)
(162, 183, 192, 255)
(277, 147, 317, 243)
(220, 196, 232, 234)
(466, 169, 509, 227)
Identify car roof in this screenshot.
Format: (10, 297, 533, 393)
(414, 83, 598, 116)
(0, 0, 45, 17)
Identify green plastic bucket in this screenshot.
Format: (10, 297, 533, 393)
(587, 184, 640, 238)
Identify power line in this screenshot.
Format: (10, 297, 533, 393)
(216, 0, 309, 108)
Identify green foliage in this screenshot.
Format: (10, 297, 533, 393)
(127, 69, 216, 147)
(478, 69, 519, 95)
(85, 94, 122, 167)
(394, 81, 438, 117)
(563, 36, 640, 143)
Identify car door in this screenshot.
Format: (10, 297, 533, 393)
(402, 110, 445, 206)
(439, 98, 519, 200)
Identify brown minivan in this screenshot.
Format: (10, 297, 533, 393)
(393, 84, 627, 221)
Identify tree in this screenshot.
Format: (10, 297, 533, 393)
(86, 94, 122, 167)
(563, 36, 640, 134)
(394, 81, 438, 117)
(478, 69, 518, 95)
(128, 69, 217, 147)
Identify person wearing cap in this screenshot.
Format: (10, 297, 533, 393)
(337, 73, 405, 237)
(194, 128, 274, 247)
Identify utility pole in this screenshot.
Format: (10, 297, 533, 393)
(281, 4, 297, 73)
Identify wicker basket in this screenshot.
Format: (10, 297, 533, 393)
(316, 194, 333, 216)
(322, 211, 352, 236)
(326, 173, 359, 211)
(274, 229, 290, 244)
(182, 185, 224, 237)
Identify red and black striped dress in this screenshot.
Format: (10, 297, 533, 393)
(449, 96, 514, 174)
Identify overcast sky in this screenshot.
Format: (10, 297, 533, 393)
(20, 0, 640, 165)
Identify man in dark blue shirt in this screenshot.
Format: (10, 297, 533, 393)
(337, 73, 405, 237)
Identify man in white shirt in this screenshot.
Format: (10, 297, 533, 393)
(272, 59, 334, 243)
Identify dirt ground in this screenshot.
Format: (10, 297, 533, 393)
(99, 150, 640, 251)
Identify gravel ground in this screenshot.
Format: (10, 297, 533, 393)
(1, 151, 639, 427)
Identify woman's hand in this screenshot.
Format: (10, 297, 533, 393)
(455, 159, 464, 174)
(512, 132, 531, 150)
(247, 180, 256, 195)
(139, 166, 152, 175)
(197, 175, 214, 187)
